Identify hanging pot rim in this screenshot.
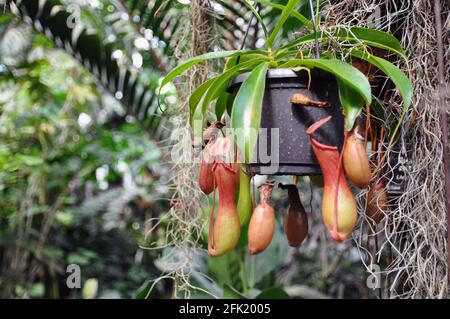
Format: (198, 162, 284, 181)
(228, 68, 335, 92)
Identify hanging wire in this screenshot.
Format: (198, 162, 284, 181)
(308, 0, 320, 58)
(236, 3, 260, 65)
(239, 1, 319, 60)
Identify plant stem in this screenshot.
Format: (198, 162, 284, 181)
(433, 0, 450, 289)
(238, 248, 249, 296)
(315, 0, 320, 29)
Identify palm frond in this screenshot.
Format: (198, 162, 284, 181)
(6, 0, 170, 141)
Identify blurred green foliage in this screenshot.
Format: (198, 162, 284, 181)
(0, 28, 168, 299)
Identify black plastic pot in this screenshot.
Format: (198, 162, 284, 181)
(228, 68, 344, 176)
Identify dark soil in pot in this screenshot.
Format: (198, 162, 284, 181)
(228, 68, 344, 176)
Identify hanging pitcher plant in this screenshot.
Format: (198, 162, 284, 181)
(160, 0, 412, 159)
(159, 0, 413, 253)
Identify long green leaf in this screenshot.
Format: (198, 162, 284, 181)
(223, 284, 247, 299)
(337, 79, 365, 130)
(278, 27, 407, 61)
(189, 77, 216, 117)
(191, 94, 207, 140)
(207, 252, 240, 288)
(252, 0, 312, 29)
(350, 49, 412, 112)
(351, 49, 413, 149)
(226, 93, 236, 117)
(349, 27, 407, 60)
(159, 50, 266, 93)
(134, 280, 152, 299)
(215, 91, 229, 121)
(274, 48, 310, 61)
(197, 58, 268, 121)
(190, 58, 268, 138)
(244, 220, 288, 288)
(279, 58, 372, 105)
(231, 63, 269, 163)
(266, 0, 302, 49)
(225, 53, 270, 71)
(255, 287, 291, 299)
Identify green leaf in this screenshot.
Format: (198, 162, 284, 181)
(279, 58, 372, 105)
(278, 27, 407, 60)
(351, 49, 412, 145)
(337, 79, 365, 130)
(67, 253, 91, 266)
(207, 251, 240, 288)
(189, 271, 222, 299)
(223, 284, 247, 299)
(54, 211, 74, 226)
(134, 280, 152, 299)
(245, 220, 288, 288)
(225, 53, 268, 71)
(197, 58, 268, 122)
(236, 223, 249, 248)
(191, 58, 268, 139)
(267, 0, 302, 49)
(231, 63, 269, 163)
(370, 97, 386, 121)
(30, 283, 45, 298)
(252, 0, 312, 29)
(227, 93, 236, 117)
(42, 247, 64, 259)
(189, 77, 216, 117)
(274, 48, 310, 61)
(159, 50, 266, 94)
(348, 27, 407, 60)
(215, 92, 229, 121)
(199, 58, 267, 115)
(191, 94, 207, 140)
(254, 287, 290, 299)
(15, 154, 44, 166)
(350, 49, 412, 112)
(0, 14, 14, 26)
